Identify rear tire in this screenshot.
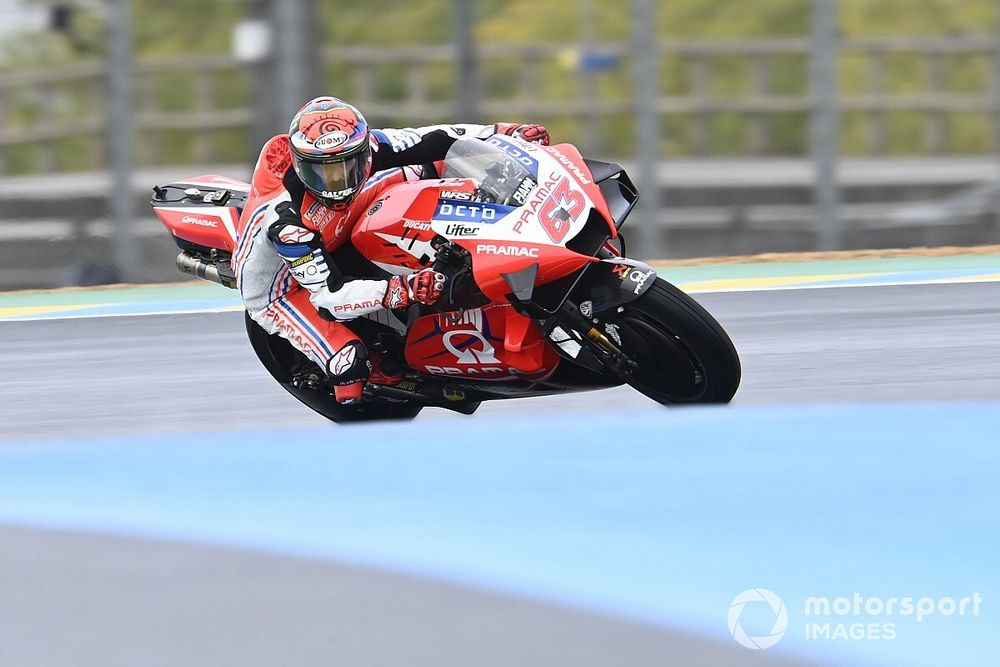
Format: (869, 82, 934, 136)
(615, 278, 740, 404)
(244, 313, 423, 423)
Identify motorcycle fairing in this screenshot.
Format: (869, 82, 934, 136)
(454, 239, 597, 302)
(151, 176, 251, 253)
(405, 304, 560, 380)
(578, 258, 659, 315)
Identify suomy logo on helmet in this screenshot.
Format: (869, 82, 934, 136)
(314, 131, 349, 150)
(299, 109, 359, 141)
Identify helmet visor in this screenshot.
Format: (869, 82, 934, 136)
(293, 145, 371, 201)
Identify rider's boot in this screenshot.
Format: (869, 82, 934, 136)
(327, 341, 371, 405)
(367, 348, 405, 387)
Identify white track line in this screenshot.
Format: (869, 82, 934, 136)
(0, 306, 243, 323)
(688, 275, 1000, 294)
(1, 275, 998, 322)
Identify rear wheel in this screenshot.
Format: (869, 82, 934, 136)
(614, 278, 740, 404)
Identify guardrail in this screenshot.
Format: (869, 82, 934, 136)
(1, 35, 999, 175)
(0, 156, 995, 290)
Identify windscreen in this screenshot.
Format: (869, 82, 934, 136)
(442, 138, 535, 206)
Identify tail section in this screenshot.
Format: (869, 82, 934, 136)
(151, 175, 250, 253)
(151, 174, 250, 288)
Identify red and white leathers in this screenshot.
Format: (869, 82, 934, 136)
(233, 123, 540, 402)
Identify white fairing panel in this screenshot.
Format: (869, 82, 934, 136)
(431, 135, 599, 249)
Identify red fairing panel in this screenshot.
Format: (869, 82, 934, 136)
(405, 304, 560, 380)
(455, 239, 597, 302)
(352, 180, 456, 271)
(154, 206, 239, 252)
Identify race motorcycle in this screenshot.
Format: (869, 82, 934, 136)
(151, 135, 740, 422)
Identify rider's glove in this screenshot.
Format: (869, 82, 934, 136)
(267, 202, 331, 292)
(495, 122, 550, 146)
(382, 268, 446, 309)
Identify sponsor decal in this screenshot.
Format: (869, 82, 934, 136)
(386, 285, 405, 309)
(444, 223, 478, 237)
(427, 365, 506, 376)
(321, 186, 354, 200)
(612, 263, 630, 278)
(306, 202, 337, 232)
(547, 325, 582, 359)
(426, 365, 548, 377)
(331, 344, 357, 375)
(422, 308, 503, 375)
(330, 299, 382, 315)
(397, 378, 420, 392)
(434, 200, 514, 224)
(443, 328, 500, 365)
(605, 323, 622, 345)
(377, 128, 421, 152)
(476, 244, 539, 258)
(180, 215, 218, 228)
(579, 300, 593, 318)
(291, 261, 322, 280)
(417, 305, 547, 379)
(403, 220, 433, 232)
(203, 189, 229, 204)
(484, 135, 540, 177)
(314, 130, 349, 150)
(442, 387, 466, 401)
(262, 310, 311, 353)
(545, 145, 593, 185)
(290, 253, 314, 268)
(440, 189, 472, 200)
(367, 200, 384, 217)
(630, 269, 655, 294)
(537, 177, 586, 243)
(510, 177, 536, 206)
(277, 226, 314, 244)
(513, 172, 586, 242)
(514, 171, 558, 233)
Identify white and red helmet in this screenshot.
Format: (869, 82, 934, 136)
(288, 96, 372, 208)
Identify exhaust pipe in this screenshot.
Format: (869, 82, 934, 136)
(176, 251, 237, 289)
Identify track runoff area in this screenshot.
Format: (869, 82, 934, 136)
(1, 250, 998, 667)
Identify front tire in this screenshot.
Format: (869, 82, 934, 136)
(615, 278, 740, 404)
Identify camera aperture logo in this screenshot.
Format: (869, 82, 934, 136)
(728, 590, 983, 649)
(728, 589, 789, 650)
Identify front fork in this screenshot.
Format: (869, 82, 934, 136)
(546, 256, 662, 380)
(551, 298, 637, 378)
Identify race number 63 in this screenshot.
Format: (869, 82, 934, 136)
(538, 178, 585, 243)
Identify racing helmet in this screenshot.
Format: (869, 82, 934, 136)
(288, 96, 372, 208)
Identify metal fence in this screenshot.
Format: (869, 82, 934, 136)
(2, 3, 1000, 287)
(2, 35, 1000, 175)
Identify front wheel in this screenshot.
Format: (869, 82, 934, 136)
(613, 278, 740, 404)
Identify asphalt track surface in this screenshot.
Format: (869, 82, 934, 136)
(2, 282, 999, 440)
(2, 281, 999, 666)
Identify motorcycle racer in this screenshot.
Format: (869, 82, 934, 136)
(233, 96, 550, 404)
